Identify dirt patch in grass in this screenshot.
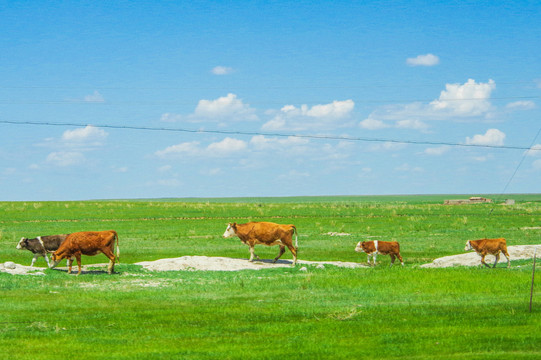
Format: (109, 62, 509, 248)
(421, 245, 541, 268)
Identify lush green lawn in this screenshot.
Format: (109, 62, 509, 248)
(1, 195, 540, 359)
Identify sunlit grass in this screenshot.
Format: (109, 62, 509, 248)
(1, 195, 540, 359)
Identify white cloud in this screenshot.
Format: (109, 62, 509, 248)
(406, 54, 440, 67)
(306, 100, 354, 119)
(424, 146, 450, 156)
(430, 79, 495, 116)
(62, 125, 108, 145)
(533, 159, 541, 170)
(250, 135, 309, 151)
(506, 101, 535, 110)
(194, 93, 257, 121)
(46, 151, 85, 167)
(84, 91, 105, 103)
(395, 119, 429, 131)
(155, 138, 247, 158)
(207, 137, 247, 154)
(359, 118, 389, 130)
(160, 113, 183, 122)
(262, 100, 354, 131)
(465, 129, 505, 146)
(212, 66, 234, 75)
(155, 141, 201, 158)
(525, 144, 541, 157)
(360, 79, 497, 131)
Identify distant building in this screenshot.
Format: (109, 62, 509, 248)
(444, 197, 493, 205)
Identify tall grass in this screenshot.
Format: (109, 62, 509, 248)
(1, 195, 540, 359)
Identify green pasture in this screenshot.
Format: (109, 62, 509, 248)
(1, 195, 540, 359)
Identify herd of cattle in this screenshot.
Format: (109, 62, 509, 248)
(15, 221, 512, 275)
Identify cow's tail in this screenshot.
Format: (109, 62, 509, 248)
(113, 231, 120, 264)
(292, 226, 298, 249)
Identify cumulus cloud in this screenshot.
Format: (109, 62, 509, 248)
(360, 79, 497, 131)
(207, 137, 247, 153)
(194, 93, 257, 121)
(424, 146, 450, 156)
(250, 135, 309, 151)
(430, 79, 495, 116)
(406, 54, 440, 67)
(525, 144, 541, 157)
(61, 125, 108, 145)
(465, 129, 505, 146)
(46, 151, 85, 167)
(155, 141, 201, 158)
(506, 101, 535, 110)
(262, 100, 354, 131)
(359, 118, 389, 130)
(155, 138, 247, 158)
(212, 66, 234, 75)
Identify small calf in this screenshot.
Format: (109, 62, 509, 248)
(355, 240, 404, 266)
(16, 234, 69, 267)
(464, 238, 510, 268)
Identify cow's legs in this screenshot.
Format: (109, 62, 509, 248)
(372, 253, 377, 266)
(44, 254, 51, 268)
(480, 253, 490, 268)
(274, 245, 286, 263)
(67, 257, 73, 274)
(248, 245, 260, 262)
(492, 253, 500, 268)
(366, 254, 372, 266)
(30, 254, 39, 267)
(286, 243, 297, 265)
(502, 250, 510, 268)
(74, 254, 82, 275)
(396, 253, 404, 266)
(101, 248, 116, 274)
(389, 254, 396, 267)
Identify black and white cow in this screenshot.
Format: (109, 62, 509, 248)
(16, 234, 69, 267)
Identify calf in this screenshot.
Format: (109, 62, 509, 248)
(464, 238, 510, 268)
(51, 230, 119, 275)
(355, 240, 404, 266)
(223, 222, 298, 265)
(16, 234, 69, 267)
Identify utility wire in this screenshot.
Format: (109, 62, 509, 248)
(1, 119, 539, 151)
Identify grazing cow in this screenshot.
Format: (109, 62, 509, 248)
(464, 238, 510, 268)
(16, 234, 69, 267)
(355, 240, 404, 266)
(222, 222, 298, 265)
(51, 230, 119, 275)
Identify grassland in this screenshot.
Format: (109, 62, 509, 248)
(1, 195, 540, 359)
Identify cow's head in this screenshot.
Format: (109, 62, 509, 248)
(50, 252, 63, 269)
(222, 223, 238, 238)
(354, 241, 364, 253)
(16, 237, 28, 250)
(464, 240, 472, 251)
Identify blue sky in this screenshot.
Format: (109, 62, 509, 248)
(1, 0, 540, 201)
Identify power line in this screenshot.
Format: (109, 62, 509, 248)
(1, 119, 538, 151)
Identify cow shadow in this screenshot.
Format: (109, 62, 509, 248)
(246, 258, 295, 266)
(48, 266, 118, 275)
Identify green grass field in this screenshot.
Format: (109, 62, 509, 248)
(1, 195, 540, 359)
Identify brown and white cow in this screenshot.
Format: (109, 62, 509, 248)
(222, 222, 298, 265)
(51, 230, 119, 275)
(464, 238, 510, 268)
(355, 240, 404, 266)
(16, 234, 70, 267)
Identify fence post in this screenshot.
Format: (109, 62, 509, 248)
(531, 247, 537, 313)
